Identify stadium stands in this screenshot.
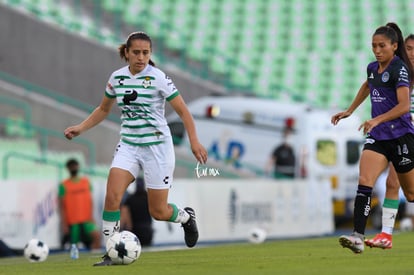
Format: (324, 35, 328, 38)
(3, 0, 414, 112)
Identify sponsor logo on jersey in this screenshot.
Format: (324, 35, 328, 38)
(371, 89, 386, 103)
(369, 72, 374, 79)
(382, 71, 389, 82)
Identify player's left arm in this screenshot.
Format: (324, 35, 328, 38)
(169, 95, 207, 164)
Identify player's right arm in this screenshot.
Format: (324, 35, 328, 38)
(64, 95, 115, 140)
(331, 80, 370, 125)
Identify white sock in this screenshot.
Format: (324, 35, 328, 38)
(169, 203, 190, 223)
(176, 208, 190, 224)
(102, 220, 120, 245)
(382, 207, 398, 235)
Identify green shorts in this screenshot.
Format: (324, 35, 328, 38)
(69, 222, 98, 244)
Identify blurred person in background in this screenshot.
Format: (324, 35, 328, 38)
(0, 239, 16, 258)
(59, 158, 101, 251)
(266, 127, 296, 179)
(331, 22, 414, 254)
(120, 176, 153, 247)
(365, 33, 414, 249)
(64, 31, 207, 266)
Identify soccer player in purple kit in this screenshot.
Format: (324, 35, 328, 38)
(364, 34, 414, 250)
(331, 22, 414, 254)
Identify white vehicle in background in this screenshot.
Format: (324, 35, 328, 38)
(168, 96, 366, 225)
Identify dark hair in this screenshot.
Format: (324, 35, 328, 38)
(405, 34, 414, 43)
(66, 158, 79, 168)
(118, 32, 155, 66)
(373, 22, 413, 85)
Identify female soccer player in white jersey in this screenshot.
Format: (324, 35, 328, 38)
(331, 22, 414, 254)
(364, 33, 414, 250)
(64, 32, 208, 266)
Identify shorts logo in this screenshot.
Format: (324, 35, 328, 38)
(382, 72, 389, 82)
(365, 138, 375, 144)
(163, 176, 169, 184)
(399, 157, 412, 166)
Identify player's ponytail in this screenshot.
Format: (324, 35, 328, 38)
(118, 32, 156, 67)
(375, 22, 413, 85)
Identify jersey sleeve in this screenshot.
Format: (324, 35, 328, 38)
(105, 73, 117, 98)
(395, 62, 410, 88)
(160, 74, 180, 101)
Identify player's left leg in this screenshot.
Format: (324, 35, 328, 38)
(365, 163, 399, 249)
(143, 138, 198, 248)
(147, 188, 198, 247)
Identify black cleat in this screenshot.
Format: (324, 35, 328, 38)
(182, 207, 199, 248)
(93, 254, 113, 266)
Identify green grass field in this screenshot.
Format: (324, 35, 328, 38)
(1, 232, 414, 275)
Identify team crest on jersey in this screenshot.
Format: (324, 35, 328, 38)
(382, 71, 389, 82)
(142, 77, 151, 88)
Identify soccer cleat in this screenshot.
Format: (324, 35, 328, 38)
(182, 207, 199, 248)
(364, 232, 392, 249)
(339, 233, 364, 254)
(93, 253, 113, 266)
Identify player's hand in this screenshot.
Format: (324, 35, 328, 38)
(191, 141, 208, 164)
(331, 111, 352, 125)
(358, 119, 378, 135)
(64, 125, 82, 140)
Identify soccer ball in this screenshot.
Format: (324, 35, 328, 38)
(248, 227, 267, 244)
(24, 239, 49, 262)
(400, 217, 413, 231)
(106, 231, 141, 265)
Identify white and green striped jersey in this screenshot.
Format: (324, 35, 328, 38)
(105, 64, 179, 146)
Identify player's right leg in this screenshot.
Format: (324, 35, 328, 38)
(339, 149, 388, 254)
(365, 164, 399, 249)
(94, 165, 136, 266)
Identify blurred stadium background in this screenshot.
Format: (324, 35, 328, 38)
(0, 0, 413, 249)
(2, 0, 414, 178)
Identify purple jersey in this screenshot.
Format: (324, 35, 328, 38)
(367, 56, 414, 140)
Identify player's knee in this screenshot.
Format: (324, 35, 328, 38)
(385, 178, 400, 190)
(404, 191, 414, 202)
(358, 175, 374, 187)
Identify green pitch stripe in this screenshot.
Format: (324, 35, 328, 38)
(121, 138, 164, 146)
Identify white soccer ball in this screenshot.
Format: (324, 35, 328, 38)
(400, 217, 413, 231)
(248, 227, 267, 244)
(24, 239, 49, 262)
(106, 231, 141, 265)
